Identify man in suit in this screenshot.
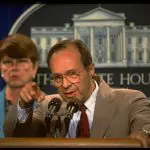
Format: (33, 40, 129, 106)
(4, 39, 150, 147)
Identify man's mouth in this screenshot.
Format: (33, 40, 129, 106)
(64, 91, 76, 97)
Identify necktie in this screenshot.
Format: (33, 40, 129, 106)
(76, 104, 90, 137)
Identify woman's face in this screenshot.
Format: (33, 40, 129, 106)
(0, 55, 38, 88)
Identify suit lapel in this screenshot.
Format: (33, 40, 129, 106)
(90, 79, 117, 138)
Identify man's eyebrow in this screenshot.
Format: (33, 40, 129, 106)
(52, 69, 77, 75)
(66, 69, 76, 72)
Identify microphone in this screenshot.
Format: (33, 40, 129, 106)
(45, 98, 62, 122)
(64, 101, 79, 135)
(65, 101, 79, 120)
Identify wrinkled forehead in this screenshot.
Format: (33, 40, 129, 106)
(50, 48, 82, 65)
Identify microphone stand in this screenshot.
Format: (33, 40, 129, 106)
(64, 101, 79, 136)
(44, 98, 62, 137)
(53, 115, 62, 138)
(64, 111, 74, 136)
(45, 112, 52, 137)
(64, 116, 71, 135)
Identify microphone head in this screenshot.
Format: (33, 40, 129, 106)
(48, 98, 62, 112)
(67, 101, 79, 113)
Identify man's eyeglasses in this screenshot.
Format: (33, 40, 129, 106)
(50, 67, 85, 88)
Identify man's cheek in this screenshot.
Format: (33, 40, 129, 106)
(23, 68, 30, 72)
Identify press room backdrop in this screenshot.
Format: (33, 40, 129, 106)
(0, 4, 150, 96)
(0, 4, 31, 90)
(0, 4, 31, 40)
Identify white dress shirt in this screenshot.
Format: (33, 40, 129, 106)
(66, 81, 99, 138)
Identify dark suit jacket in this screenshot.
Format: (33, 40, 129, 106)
(4, 79, 150, 138)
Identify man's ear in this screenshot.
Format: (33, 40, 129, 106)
(88, 64, 95, 77)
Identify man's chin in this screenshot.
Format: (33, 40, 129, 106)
(61, 95, 81, 103)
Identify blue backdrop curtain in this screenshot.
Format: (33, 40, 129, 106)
(0, 4, 31, 40)
(0, 4, 31, 90)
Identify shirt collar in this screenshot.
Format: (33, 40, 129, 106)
(84, 80, 99, 113)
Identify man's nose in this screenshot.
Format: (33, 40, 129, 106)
(62, 75, 72, 88)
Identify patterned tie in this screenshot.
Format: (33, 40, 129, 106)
(76, 104, 90, 137)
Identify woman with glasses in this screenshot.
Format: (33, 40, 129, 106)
(0, 33, 45, 138)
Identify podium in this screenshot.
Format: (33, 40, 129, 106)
(0, 138, 142, 148)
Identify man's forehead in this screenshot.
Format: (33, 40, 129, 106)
(53, 68, 80, 74)
(52, 49, 81, 62)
